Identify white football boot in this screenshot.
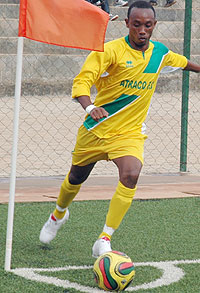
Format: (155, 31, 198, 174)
(39, 209, 69, 244)
(114, 0, 128, 7)
(92, 236, 112, 258)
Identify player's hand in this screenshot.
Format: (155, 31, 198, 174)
(90, 107, 109, 122)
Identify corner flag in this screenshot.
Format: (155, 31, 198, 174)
(18, 0, 109, 52)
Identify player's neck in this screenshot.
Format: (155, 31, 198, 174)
(130, 39, 150, 52)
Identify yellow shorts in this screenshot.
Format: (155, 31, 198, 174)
(72, 125, 147, 166)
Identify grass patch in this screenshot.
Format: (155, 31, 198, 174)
(0, 197, 199, 292)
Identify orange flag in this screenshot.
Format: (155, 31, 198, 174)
(18, 0, 109, 52)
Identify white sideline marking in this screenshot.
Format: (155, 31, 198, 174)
(11, 259, 200, 292)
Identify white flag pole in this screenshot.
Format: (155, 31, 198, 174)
(5, 37, 24, 271)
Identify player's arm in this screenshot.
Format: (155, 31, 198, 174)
(72, 44, 115, 121)
(77, 95, 108, 122)
(184, 60, 200, 73)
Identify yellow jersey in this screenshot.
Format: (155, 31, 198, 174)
(72, 36, 187, 138)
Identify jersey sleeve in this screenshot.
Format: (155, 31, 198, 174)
(162, 50, 188, 70)
(72, 43, 117, 99)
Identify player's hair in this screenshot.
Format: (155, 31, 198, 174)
(127, 1, 156, 19)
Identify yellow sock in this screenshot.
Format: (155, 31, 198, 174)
(53, 173, 81, 219)
(53, 206, 67, 220)
(106, 181, 136, 230)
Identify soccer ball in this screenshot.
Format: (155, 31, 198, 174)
(93, 251, 135, 291)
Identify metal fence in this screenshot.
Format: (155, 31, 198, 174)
(0, 0, 200, 178)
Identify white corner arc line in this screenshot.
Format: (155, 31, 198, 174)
(12, 266, 102, 293)
(11, 259, 200, 292)
(128, 262, 184, 291)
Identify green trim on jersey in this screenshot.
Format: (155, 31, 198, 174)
(125, 36, 169, 73)
(143, 41, 169, 73)
(125, 35, 134, 49)
(84, 93, 139, 130)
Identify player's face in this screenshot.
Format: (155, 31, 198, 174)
(125, 8, 157, 51)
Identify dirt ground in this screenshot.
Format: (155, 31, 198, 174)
(1, 174, 200, 204)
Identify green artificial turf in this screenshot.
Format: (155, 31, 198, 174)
(0, 197, 199, 292)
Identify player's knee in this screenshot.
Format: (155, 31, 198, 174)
(120, 170, 139, 189)
(68, 171, 86, 185)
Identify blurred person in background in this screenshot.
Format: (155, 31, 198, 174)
(150, 0, 176, 7)
(85, 0, 120, 21)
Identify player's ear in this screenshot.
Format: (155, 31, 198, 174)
(125, 18, 129, 28)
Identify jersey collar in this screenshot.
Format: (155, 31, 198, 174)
(125, 35, 151, 52)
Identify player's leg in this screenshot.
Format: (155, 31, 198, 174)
(40, 125, 106, 244)
(54, 163, 96, 218)
(39, 163, 96, 244)
(92, 155, 142, 257)
(105, 155, 142, 228)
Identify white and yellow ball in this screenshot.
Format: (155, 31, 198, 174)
(93, 251, 135, 291)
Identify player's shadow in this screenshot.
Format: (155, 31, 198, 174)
(39, 244, 52, 250)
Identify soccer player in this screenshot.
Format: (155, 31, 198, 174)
(39, 1, 200, 257)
